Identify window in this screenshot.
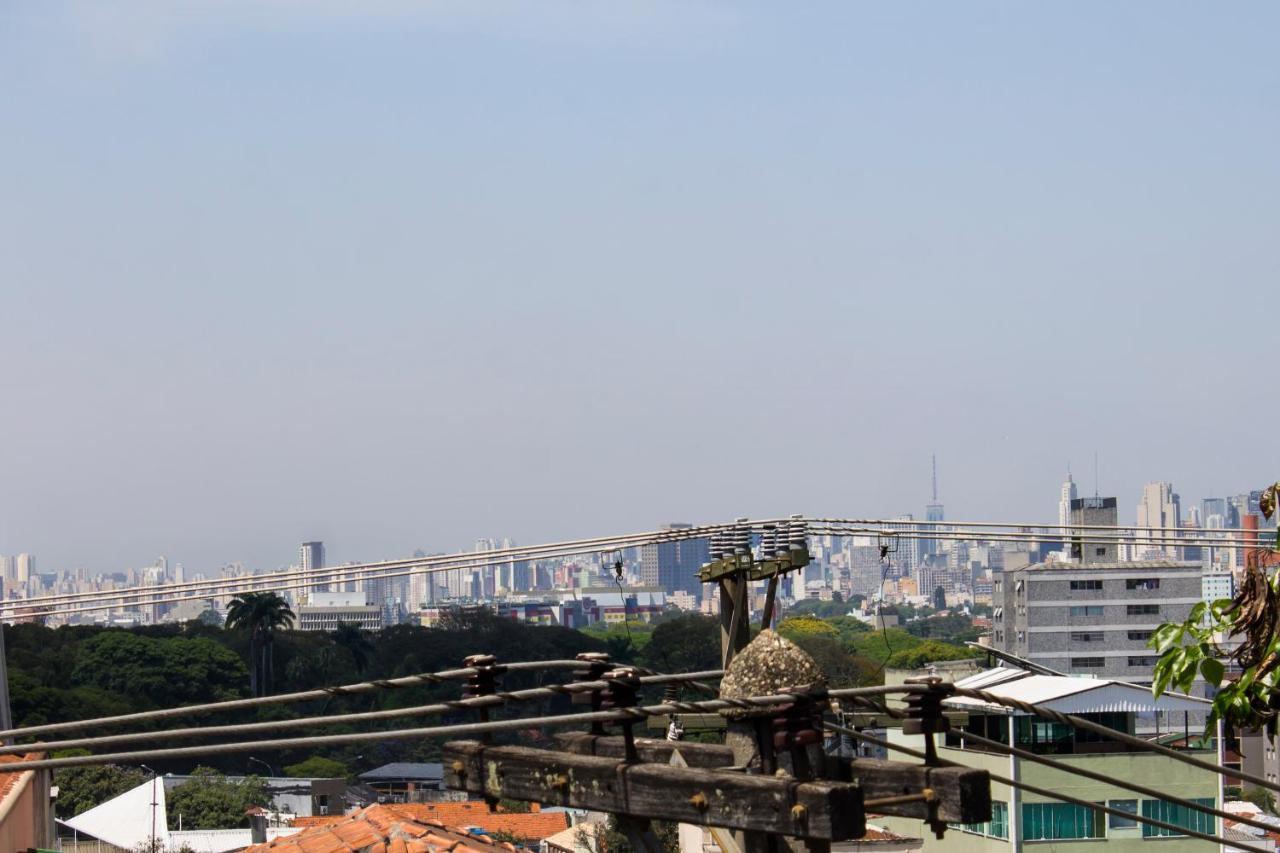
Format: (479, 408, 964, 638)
(1021, 803, 1105, 840)
(1015, 579, 1024, 595)
(1070, 580, 1103, 591)
(1126, 578, 1161, 590)
(956, 802, 1008, 838)
(1127, 604, 1160, 616)
(1072, 657, 1105, 668)
(1127, 656, 1158, 667)
(1095, 547, 1107, 556)
(1128, 630, 1154, 641)
(1070, 605, 1104, 617)
(989, 802, 1008, 839)
(1108, 799, 1139, 829)
(1071, 631, 1104, 642)
(1016, 630, 1026, 644)
(1141, 799, 1215, 838)
(994, 629, 1004, 643)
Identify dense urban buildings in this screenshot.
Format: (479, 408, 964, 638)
(639, 523, 708, 595)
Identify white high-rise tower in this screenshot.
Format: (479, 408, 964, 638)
(1058, 472, 1078, 530)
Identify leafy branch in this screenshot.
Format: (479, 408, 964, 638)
(1150, 482, 1280, 732)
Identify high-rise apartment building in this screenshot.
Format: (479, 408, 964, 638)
(1069, 497, 1118, 564)
(1136, 482, 1181, 559)
(639, 523, 709, 596)
(300, 541, 326, 591)
(15, 554, 34, 586)
(994, 558, 1202, 681)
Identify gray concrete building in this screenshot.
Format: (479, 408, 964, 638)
(994, 559, 1202, 682)
(639, 523, 708, 596)
(1068, 497, 1119, 564)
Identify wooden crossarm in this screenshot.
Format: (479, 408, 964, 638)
(443, 740, 866, 841)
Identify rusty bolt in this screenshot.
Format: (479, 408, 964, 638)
(791, 804, 808, 821)
(451, 760, 465, 774)
(689, 792, 709, 811)
(549, 773, 570, 790)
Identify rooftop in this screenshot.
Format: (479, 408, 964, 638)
(244, 803, 518, 853)
(946, 667, 1209, 715)
(360, 762, 445, 782)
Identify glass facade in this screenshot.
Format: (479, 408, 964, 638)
(1021, 803, 1105, 840)
(1141, 798, 1216, 838)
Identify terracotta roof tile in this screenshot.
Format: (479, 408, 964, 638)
(388, 801, 569, 842)
(244, 804, 516, 853)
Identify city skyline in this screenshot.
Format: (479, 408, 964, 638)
(4, 2, 1277, 574)
(1, 470, 1268, 578)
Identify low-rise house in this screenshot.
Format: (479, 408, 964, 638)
(880, 667, 1221, 853)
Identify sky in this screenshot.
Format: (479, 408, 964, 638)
(2, 2, 1278, 574)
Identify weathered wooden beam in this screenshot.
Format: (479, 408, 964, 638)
(834, 756, 990, 824)
(554, 731, 988, 823)
(553, 733, 735, 768)
(443, 741, 865, 841)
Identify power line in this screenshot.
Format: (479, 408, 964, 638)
(11, 519, 785, 618)
(0, 684, 917, 773)
(955, 724, 1280, 837)
(0, 658, 582, 740)
(0, 669, 725, 757)
(952, 684, 1280, 796)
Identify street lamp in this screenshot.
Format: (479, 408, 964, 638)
(248, 756, 276, 778)
(139, 765, 157, 852)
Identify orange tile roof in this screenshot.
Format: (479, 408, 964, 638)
(389, 803, 569, 841)
(245, 803, 517, 853)
(0, 753, 44, 803)
(288, 815, 345, 828)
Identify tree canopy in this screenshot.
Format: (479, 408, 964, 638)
(166, 767, 272, 830)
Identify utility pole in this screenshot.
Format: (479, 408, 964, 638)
(0, 622, 13, 742)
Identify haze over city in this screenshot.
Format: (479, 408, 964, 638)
(3, 2, 1277, 574)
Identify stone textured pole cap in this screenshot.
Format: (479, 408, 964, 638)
(719, 629, 826, 718)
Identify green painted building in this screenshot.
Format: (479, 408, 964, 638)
(879, 667, 1221, 853)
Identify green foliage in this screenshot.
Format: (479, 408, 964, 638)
(497, 797, 532, 813)
(1242, 786, 1278, 815)
(776, 615, 839, 641)
(69, 632, 248, 706)
(166, 767, 272, 830)
(788, 636, 877, 687)
(1149, 598, 1257, 730)
(904, 612, 981, 644)
(846, 626, 924, 666)
(53, 760, 149, 819)
(283, 756, 347, 778)
(884, 639, 982, 670)
(226, 591, 295, 697)
(786, 599, 854, 619)
(332, 622, 375, 673)
(638, 614, 719, 674)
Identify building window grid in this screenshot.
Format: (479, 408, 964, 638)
(1126, 578, 1161, 591)
(1070, 580, 1103, 591)
(1127, 604, 1161, 616)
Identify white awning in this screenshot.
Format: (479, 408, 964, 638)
(947, 669, 1209, 715)
(60, 778, 169, 849)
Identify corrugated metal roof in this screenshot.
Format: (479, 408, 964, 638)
(947, 669, 1209, 714)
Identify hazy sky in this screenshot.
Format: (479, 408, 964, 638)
(2, 2, 1277, 574)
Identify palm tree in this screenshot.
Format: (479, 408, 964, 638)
(332, 621, 375, 674)
(225, 592, 295, 697)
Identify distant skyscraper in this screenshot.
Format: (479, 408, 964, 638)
(639, 523, 709, 595)
(922, 454, 944, 559)
(15, 554, 34, 586)
(0, 555, 12, 585)
(1058, 472, 1078, 530)
(300, 541, 326, 591)
(1136, 482, 1181, 559)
